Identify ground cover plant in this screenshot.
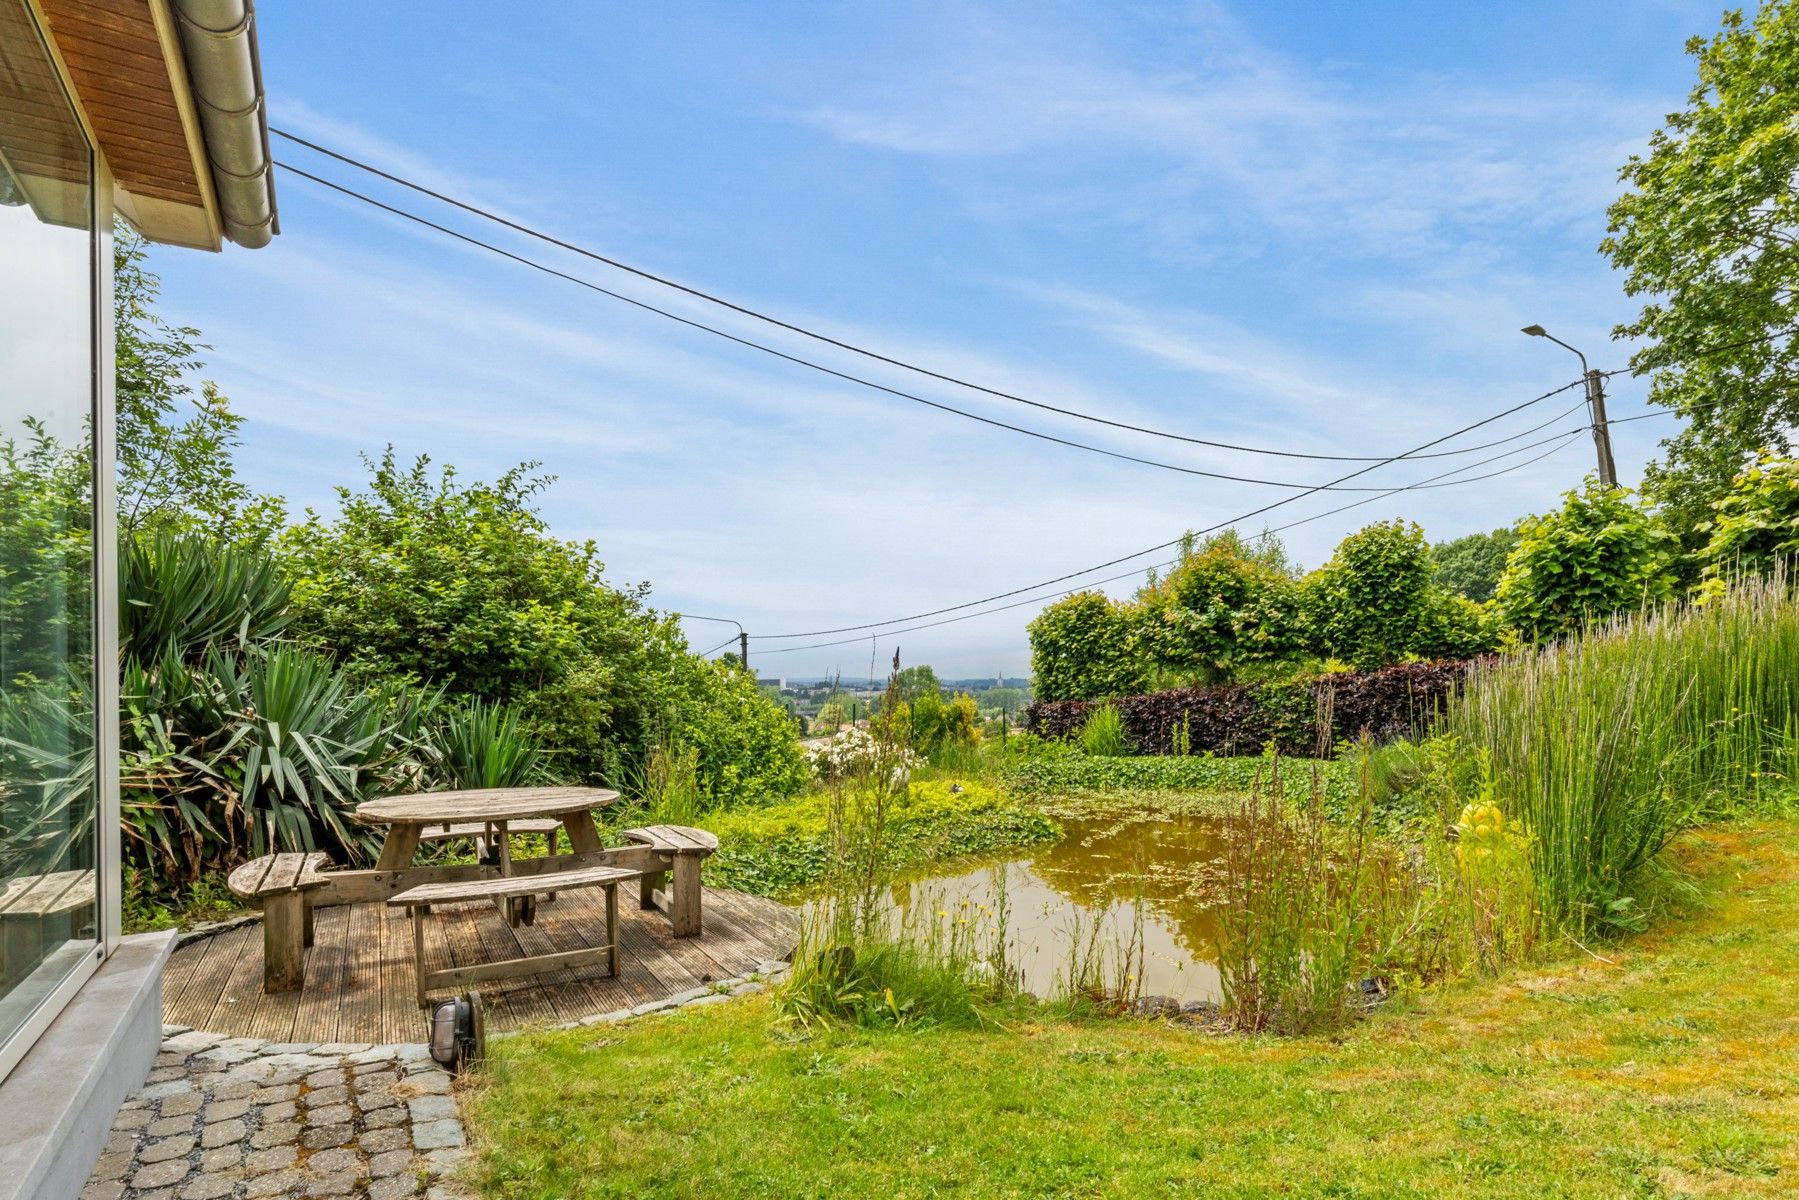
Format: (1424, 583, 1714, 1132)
(467, 822, 1799, 1199)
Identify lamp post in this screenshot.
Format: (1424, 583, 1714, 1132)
(680, 613, 749, 673)
(1521, 324, 1618, 487)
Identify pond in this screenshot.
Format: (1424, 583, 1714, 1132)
(886, 800, 1231, 1004)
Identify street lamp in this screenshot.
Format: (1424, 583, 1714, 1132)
(1521, 324, 1618, 486)
(679, 613, 749, 673)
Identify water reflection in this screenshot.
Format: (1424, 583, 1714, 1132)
(887, 805, 1230, 1004)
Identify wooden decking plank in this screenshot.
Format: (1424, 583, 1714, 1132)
(161, 888, 795, 1039)
(341, 898, 384, 1042)
(164, 925, 245, 1029)
(299, 903, 354, 1043)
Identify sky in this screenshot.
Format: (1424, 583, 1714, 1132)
(146, 1, 1723, 679)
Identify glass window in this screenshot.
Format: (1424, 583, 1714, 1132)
(0, 0, 100, 1055)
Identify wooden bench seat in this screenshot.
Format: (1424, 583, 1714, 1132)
(620, 824, 718, 937)
(416, 818, 564, 844)
(0, 870, 97, 987)
(388, 865, 642, 1006)
(227, 851, 332, 993)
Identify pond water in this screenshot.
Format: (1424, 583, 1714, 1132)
(886, 802, 1231, 1004)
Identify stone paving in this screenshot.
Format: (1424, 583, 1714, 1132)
(82, 1028, 474, 1200)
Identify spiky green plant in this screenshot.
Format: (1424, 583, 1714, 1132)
(431, 698, 545, 791)
(120, 529, 291, 662)
(1445, 570, 1799, 937)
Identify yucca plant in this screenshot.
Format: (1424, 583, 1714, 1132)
(430, 698, 545, 790)
(120, 529, 291, 663)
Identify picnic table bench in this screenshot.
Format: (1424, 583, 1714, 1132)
(388, 864, 640, 1006)
(0, 869, 96, 987)
(227, 851, 331, 992)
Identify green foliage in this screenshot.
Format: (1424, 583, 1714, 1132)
(1028, 591, 1145, 702)
(114, 226, 282, 541)
(1002, 750, 1354, 805)
(1135, 530, 1305, 684)
(1601, 2, 1799, 535)
(1447, 575, 1799, 937)
(432, 699, 545, 790)
(1698, 452, 1799, 585)
(1495, 480, 1679, 643)
(892, 690, 981, 755)
(283, 451, 639, 699)
(1077, 705, 1128, 757)
(1304, 520, 1441, 668)
(120, 528, 292, 662)
(892, 665, 943, 705)
(0, 424, 93, 684)
(1431, 527, 1519, 602)
(704, 778, 1058, 897)
(282, 450, 804, 803)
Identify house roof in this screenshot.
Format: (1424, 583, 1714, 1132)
(27, 0, 278, 251)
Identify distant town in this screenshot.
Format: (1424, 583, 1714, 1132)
(757, 673, 1033, 731)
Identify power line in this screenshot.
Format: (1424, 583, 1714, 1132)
(754, 422, 1590, 655)
(278, 160, 1507, 494)
(274, 127, 1599, 467)
(751, 375, 1587, 640)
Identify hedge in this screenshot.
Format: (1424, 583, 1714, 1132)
(1022, 660, 1473, 757)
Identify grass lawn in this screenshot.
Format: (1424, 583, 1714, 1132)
(464, 821, 1799, 1199)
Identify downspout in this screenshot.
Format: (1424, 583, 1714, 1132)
(170, 0, 279, 248)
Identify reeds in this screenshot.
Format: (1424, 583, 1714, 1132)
(1444, 570, 1799, 937)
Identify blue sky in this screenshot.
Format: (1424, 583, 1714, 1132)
(149, 1, 1719, 679)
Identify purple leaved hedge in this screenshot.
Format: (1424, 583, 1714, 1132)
(1022, 659, 1474, 757)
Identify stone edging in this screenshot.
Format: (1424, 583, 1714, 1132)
(506, 957, 793, 1037)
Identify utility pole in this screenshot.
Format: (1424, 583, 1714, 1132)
(1583, 369, 1618, 488)
(1522, 325, 1617, 487)
(739, 630, 750, 675)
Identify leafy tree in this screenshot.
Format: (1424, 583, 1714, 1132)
(1304, 521, 1439, 669)
(1496, 481, 1679, 642)
(114, 226, 281, 541)
(892, 664, 943, 705)
(891, 690, 980, 753)
(1601, 3, 1799, 535)
(1431, 528, 1519, 602)
(1028, 591, 1146, 702)
(1134, 530, 1305, 684)
(1698, 452, 1799, 586)
(282, 451, 804, 800)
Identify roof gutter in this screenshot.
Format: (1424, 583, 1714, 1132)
(170, 0, 279, 248)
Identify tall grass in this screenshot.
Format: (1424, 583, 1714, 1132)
(776, 657, 1021, 1029)
(1215, 759, 1391, 1034)
(1079, 705, 1129, 756)
(1445, 571, 1799, 937)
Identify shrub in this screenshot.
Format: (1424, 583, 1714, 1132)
(1134, 530, 1306, 684)
(1303, 520, 1440, 668)
(1431, 527, 1520, 602)
(1027, 591, 1146, 702)
(1025, 660, 1471, 759)
(432, 699, 544, 790)
(1078, 705, 1129, 756)
(1496, 480, 1679, 642)
(1698, 452, 1799, 587)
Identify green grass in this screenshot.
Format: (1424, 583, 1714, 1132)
(467, 821, 1799, 1199)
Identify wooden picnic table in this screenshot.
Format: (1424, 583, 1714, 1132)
(354, 786, 619, 871)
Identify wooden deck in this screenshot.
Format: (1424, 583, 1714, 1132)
(161, 886, 797, 1043)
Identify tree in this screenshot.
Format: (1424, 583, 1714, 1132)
(1134, 530, 1305, 684)
(1431, 528, 1519, 602)
(892, 665, 943, 705)
(1698, 452, 1799, 586)
(1027, 591, 1146, 702)
(1304, 520, 1439, 669)
(1496, 481, 1679, 642)
(114, 225, 281, 541)
(1601, 3, 1799, 535)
